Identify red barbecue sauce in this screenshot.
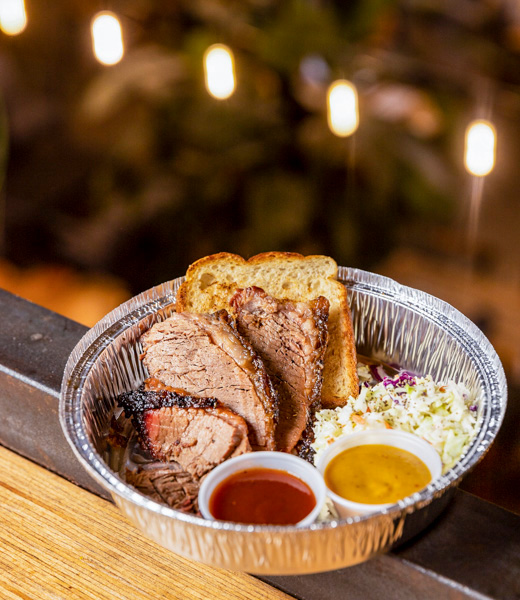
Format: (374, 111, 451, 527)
(209, 467, 316, 525)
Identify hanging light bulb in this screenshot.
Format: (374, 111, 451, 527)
(91, 11, 124, 66)
(204, 44, 236, 100)
(0, 0, 27, 36)
(327, 80, 359, 137)
(464, 119, 496, 177)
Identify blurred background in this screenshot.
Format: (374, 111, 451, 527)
(0, 0, 519, 512)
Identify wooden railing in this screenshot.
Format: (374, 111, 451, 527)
(1, 288, 518, 600)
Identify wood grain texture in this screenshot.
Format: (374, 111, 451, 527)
(0, 446, 291, 600)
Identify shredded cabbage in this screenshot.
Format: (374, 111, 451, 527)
(312, 365, 479, 473)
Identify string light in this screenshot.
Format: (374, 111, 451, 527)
(327, 80, 359, 137)
(0, 0, 27, 36)
(204, 44, 236, 100)
(464, 119, 496, 177)
(91, 11, 124, 66)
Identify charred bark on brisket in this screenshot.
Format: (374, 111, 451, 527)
(118, 389, 218, 427)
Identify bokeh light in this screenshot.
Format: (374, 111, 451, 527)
(91, 11, 124, 66)
(464, 119, 496, 177)
(204, 44, 236, 100)
(327, 80, 359, 137)
(0, 0, 27, 36)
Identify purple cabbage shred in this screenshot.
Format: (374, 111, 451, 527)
(369, 364, 384, 382)
(383, 372, 416, 388)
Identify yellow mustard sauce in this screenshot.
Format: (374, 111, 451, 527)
(324, 444, 432, 504)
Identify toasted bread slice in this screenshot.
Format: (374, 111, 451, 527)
(176, 252, 358, 407)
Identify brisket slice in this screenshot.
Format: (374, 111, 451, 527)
(140, 310, 278, 450)
(126, 464, 200, 514)
(118, 389, 251, 478)
(231, 287, 329, 453)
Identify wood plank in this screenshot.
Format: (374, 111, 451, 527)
(0, 446, 292, 600)
(0, 289, 107, 497)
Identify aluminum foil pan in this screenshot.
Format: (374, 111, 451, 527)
(59, 267, 507, 575)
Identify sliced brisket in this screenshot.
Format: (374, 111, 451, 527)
(231, 287, 329, 453)
(126, 464, 200, 514)
(118, 389, 251, 478)
(140, 310, 278, 450)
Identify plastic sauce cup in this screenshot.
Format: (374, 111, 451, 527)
(316, 429, 442, 518)
(199, 451, 326, 527)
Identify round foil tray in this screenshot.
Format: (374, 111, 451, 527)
(59, 267, 507, 575)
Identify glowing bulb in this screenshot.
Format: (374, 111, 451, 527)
(91, 11, 124, 66)
(204, 44, 236, 100)
(327, 80, 359, 137)
(464, 119, 496, 177)
(0, 0, 27, 36)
